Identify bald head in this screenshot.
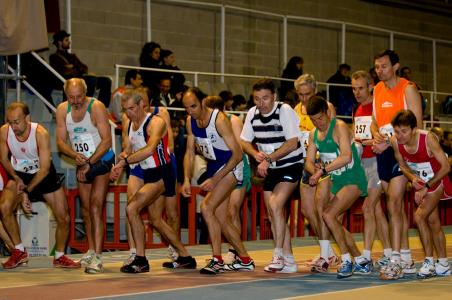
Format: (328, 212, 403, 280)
(64, 78, 87, 94)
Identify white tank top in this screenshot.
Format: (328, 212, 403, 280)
(128, 113, 153, 169)
(7, 122, 40, 174)
(66, 99, 101, 158)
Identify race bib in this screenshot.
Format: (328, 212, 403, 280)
(354, 116, 372, 140)
(72, 133, 96, 158)
(379, 123, 394, 138)
(320, 152, 351, 176)
(408, 161, 434, 182)
(258, 143, 275, 155)
(13, 158, 40, 174)
(299, 131, 310, 157)
(196, 137, 216, 160)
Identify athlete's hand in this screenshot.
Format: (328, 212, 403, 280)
(21, 194, 33, 215)
(110, 164, 123, 181)
(411, 177, 425, 191)
(14, 176, 26, 193)
(257, 160, 270, 177)
(309, 168, 322, 186)
(373, 132, 386, 144)
(77, 164, 89, 182)
(75, 153, 89, 166)
(254, 152, 267, 163)
(181, 181, 192, 197)
(414, 187, 428, 205)
(372, 141, 389, 154)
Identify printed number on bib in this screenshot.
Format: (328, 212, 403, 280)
(319, 152, 346, 176)
(407, 162, 434, 182)
(196, 137, 216, 160)
(354, 116, 372, 140)
(72, 134, 96, 157)
(379, 124, 394, 138)
(13, 158, 40, 174)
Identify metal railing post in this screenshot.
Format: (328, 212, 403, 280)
(341, 23, 346, 63)
(221, 5, 225, 83)
(16, 54, 21, 101)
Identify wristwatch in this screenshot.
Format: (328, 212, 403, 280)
(264, 156, 272, 164)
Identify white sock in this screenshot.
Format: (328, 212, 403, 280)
(342, 253, 352, 263)
(383, 248, 392, 258)
(401, 249, 412, 262)
(438, 258, 449, 266)
(274, 247, 283, 257)
(355, 256, 366, 264)
(391, 251, 401, 263)
(130, 248, 137, 255)
(284, 254, 295, 263)
(425, 257, 434, 264)
(319, 240, 330, 260)
(15, 244, 24, 252)
(55, 251, 64, 259)
(363, 249, 371, 261)
(328, 244, 335, 257)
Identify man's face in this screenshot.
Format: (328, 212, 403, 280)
(130, 74, 143, 88)
(296, 84, 315, 104)
(160, 79, 171, 95)
(7, 108, 28, 137)
(65, 84, 86, 110)
(183, 92, 203, 120)
(394, 125, 415, 145)
(351, 77, 371, 103)
(122, 98, 143, 122)
(253, 89, 275, 115)
(375, 55, 398, 82)
(59, 37, 70, 50)
(164, 54, 176, 66)
(309, 111, 330, 132)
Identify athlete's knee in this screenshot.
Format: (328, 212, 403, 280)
(414, 209, 427, 225)
(268, 198, 283, 216)
(55, 211, 70, 228)
(200, 201, 214, 219)
(125, 202, 140, 219)
(0, 196, 15, 216)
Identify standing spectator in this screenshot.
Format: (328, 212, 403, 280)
(109, 70, 143, 123)
(327, 63, 355, 122)
(139, 41, 161, 93)
(279, 56, 304, 100)
(160, 49, 185, 94)
(50, 30, 112, 107)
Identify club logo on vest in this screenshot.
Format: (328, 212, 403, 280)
(382, 101, 393, 108)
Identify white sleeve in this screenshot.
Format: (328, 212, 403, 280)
(240, 107, 256, 142)
(280, 104, 301, 140)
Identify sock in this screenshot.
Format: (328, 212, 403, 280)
(391, 251, 401, 263)
(129, 248, 137, 255)
(383, 248, 392, 258)
(425, 257, 434, 264)
(328, 244, 335, 257)
(55, 251, 64, 259)
(342, 253, 352, 263)
(355, 256, 366, 264)
(319, 240, 330, 260)
(15, 244, 25, 252)
(363, 249, 371, 261)
(214, 255, 223, 263)
(438, 258, 449, 266)
(401, 249, 412, 262)
(274, 247, 283, 257)
(284, 254, 295, 264)
(239, 256, 251, 264)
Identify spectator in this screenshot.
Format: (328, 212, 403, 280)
(281, 89, 298, 108)
(219, 90, 234, 111)
(369, 67, 380, 85)
(169, 84, 187, 121)
(109, 69, 143, 123)
(279, 56, 304, 100)
(49, 30, 112, 107)
(139, 41, 161, 92)
(160, 49, 185, 95)
(151, 77, 175, 107)
(232, 94, 247, 111)
(327, 63, 355, 122)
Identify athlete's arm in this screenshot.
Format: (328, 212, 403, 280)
(0, 125, 20, 182)
(26, 125, 51, 192)
(304, 129, 318, 175)
(405, 83, 423, 129)
(182, 117, 195, 196)
(425, 132, 451, 187)
(88, 100, 112, 164)
(230, 114, 244, 147)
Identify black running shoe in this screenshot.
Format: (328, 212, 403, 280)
(162, 256, 197, 269)
(120, 256, 150, 273)
(199, 258, 224, 275)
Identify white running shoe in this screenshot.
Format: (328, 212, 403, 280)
(417, 259, 436, 279)
(266, 255, 284, 272)
(401, 260, 416, 274)
(264, 261, 298, 273)
(435, 261, 451, 276)
(85, 255, 104, 274)
(79, 250, 95, 266)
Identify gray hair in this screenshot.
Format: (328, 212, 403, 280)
(294, 73, 316, 90)
(352, 70, 373, 85)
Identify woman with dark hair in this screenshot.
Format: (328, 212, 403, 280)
(279, 56, 304, 100)
(139, 41, 162, 92)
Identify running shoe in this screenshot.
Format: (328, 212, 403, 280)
(337, 260, 354, 279)
(311, 257, 329, 273)
(120, 256, 150, 273)
(306, 255, 340, 268)
(200, 257, 224, 275)
(267, 255, 284, 272)
(375, 255, 390, 270)
(225, 248, 239, 264)
(53, 255, 81, 268)
(264, 261, 298, 273)
(380, 261, 403, 280)
(168, 245, 179, 261)
(401, 260, 416, 274)
(2, 249, 28, 269)
(224, 256, 255, 272)
(123, 252, 136, 267)
(85, 255, 104, 274)
(162, 256, 197, 269)
(435, 261, 451, 276)
(417, 259, 436, 279)
(79, 250, 95, 266)
(354, 258, 373, 275)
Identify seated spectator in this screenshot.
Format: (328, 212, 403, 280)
(151, 77, 175, 107)
(327, 63, 355, 122)
(232, 94, 247, 111)
(139, 41, 161, 93)
(160, 49, 185, 95)
(279, 56, 304, 100)
(169, 84, 187, 121)
(49, 30, 112, 107)
(219, 90, 233, 111)
(109, 69, 143, 123)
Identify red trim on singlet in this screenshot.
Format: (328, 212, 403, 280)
(354, 102, 374, 158)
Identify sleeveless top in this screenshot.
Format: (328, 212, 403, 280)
(250, 102, 303, 168)
(314, 118, 361, 180)
(128, 113, 171, 169)
(7, 122, 40, 174)
(353, 102, 374, 159)
(191, 109, 232, 171)
(66, 98, 101, 158)
(373, 78, 410, 138)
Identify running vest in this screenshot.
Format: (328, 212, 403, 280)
(294, 102, 314, 159)
(397, 130, 440, 183)
(373, 78, 410, 138)
(251, 102, 303, 169)
(7, 122, 40, 174)
(191, 109, 232, 170)
(127, 113, 171, 169)
(66, 98, 101, 158)
(314, 118, 361, 178)
(354, 102, 374, 158)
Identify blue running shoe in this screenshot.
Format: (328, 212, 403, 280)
(337, 260, 354, 279)
(354, 258, 373, 274)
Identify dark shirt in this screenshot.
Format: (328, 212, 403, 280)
(161, 64, 185, 94)
(327, 71, 355, 120)
(49, 49, 88, 79)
